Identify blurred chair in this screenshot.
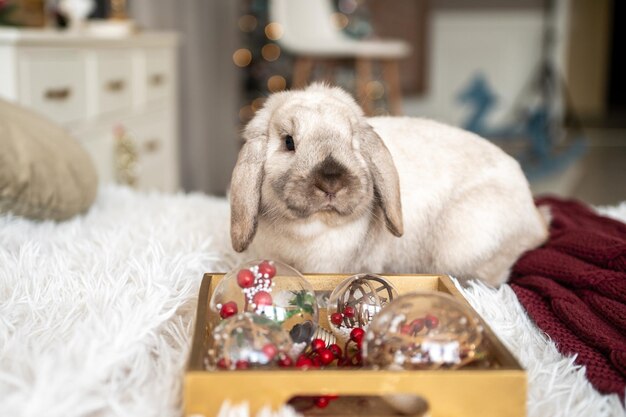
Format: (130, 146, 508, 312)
(270, 0, 411, 115)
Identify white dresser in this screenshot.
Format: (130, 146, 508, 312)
(0, 28, 180, 192)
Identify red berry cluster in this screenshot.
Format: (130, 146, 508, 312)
(337, 327, 365, 367)
(399, 314, 439, 336)
(330, 304, 355, 327)
(215, 334, 358, 371)
(219, 260, 277, 319)
(294, 338, 343, 369)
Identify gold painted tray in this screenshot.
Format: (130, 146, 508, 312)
(185, 274, 525, 417)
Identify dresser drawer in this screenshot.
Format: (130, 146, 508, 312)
(144, 48, 174, 102)
(94, 50, 133, 115)
(18, 49, 87, 124)
(136, 123, 178, 191)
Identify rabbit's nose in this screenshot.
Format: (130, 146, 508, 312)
(315, 176, 344, 196)
(313, 156, 347, 196)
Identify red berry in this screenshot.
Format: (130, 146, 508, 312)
(278, 356, 293, 367)
(343, 305, 355, 318)
(330, 312, 343, 326)
(258, 260, 276, 278)
(425, 314, 439, 329)
(328, 344, 342, 358)
(311, 356, 322, 368)
(314, 397, 330, 408)
(350, 328, 365, 344)
(219, 301, 238, 319)
(262, 343, 278, 360)
(411, 318, 425, 332)
(235, 360, 249, 369)
(253, 291, 273, 307)
(296, 356, 313, 369)
(400, 324, 413, 335)
(216, 358, 230, 369)
(311, 338, 326, 352)
(318, 348, 335, 365)
(236, 269, 255, 288)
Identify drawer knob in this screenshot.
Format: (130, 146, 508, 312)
(149, 74, 165, 86)
(106, 79, 126, 92)
(44, 87, 72, 101)
(143, 138, 161, 153)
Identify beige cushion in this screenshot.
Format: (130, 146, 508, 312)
(0, 99, 98, 221)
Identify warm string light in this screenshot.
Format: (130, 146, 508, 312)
(338, 0, 359, 14)
(330, 13, 349, 30)
(239, 97, 267, 122)
(239, 105, 254, 122)
(236, 14, 288, 123)
(264, 22, 284, 40)
(251, 98, 266, 112)
(267, 75, 287, 92)
(232, 48, 252, 67)
(238, 14, 257, 32)
(261, 44, 281, 62)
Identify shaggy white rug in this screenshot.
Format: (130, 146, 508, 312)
(0, 186, 624, 417)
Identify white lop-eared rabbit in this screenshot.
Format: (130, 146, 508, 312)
(230, 84, 548, 285)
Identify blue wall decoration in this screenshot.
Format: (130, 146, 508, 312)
(458, 73, 586, 181)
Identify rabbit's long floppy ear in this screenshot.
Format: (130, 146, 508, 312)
(230, 115, 269, 252)
(359, 123, 404, 237)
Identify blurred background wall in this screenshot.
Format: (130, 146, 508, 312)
(127, 0, 623, 204)
(130, 0, 240, 195)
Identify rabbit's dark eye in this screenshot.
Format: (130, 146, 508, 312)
(285, 135, 295, 152)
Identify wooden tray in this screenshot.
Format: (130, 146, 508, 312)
(185, 274, 525, 417)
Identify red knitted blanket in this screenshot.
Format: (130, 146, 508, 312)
(510, 197, 626, 400)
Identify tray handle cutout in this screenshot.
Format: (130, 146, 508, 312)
(287, 394, 430, 416)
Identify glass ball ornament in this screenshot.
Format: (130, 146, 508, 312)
(363, 292, 484, 370)
(209, 259, 318, 353)
(327, 274, 398, 344)
(211, 312, 294, 370)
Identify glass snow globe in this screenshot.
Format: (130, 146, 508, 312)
(209, 259, 318, 354)
(327, 273, 398, 344)
(363, 292, 484, 370)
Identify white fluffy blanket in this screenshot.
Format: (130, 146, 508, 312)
(0, 186, 624, 417)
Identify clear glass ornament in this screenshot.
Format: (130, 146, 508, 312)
(363, 292, 484, 370)
(327, 273, 398, 344)
(209, 259, 318, 354)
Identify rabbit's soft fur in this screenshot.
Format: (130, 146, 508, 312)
(230, 84, 548, 285)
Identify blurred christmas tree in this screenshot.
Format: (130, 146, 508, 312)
(235, 0, 375, 124)
(0, 0, 18, 25)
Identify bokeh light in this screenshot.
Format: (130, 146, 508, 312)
(338, 0, 358, 14)
(265, 22, 284, 40)
(267, 75, 287, 92)
(330, 12, 349, 30)
(232, 48, 252, 67)
(251, 97, 266, 112)
(261, 44, 281, 62)
(238, 14, 257, 32)
(366, 81, 385, 100)
(239, 105, 254, 122)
